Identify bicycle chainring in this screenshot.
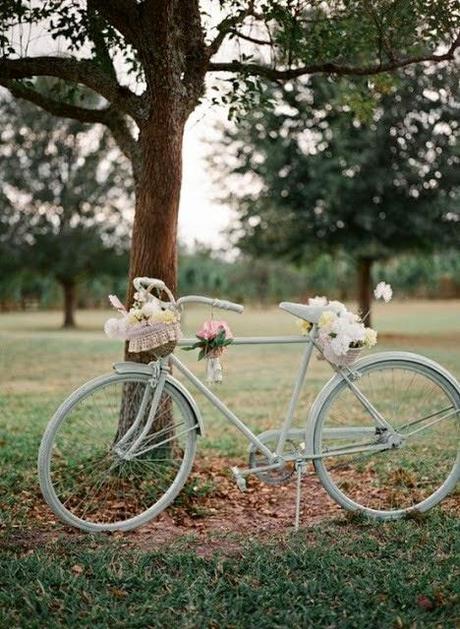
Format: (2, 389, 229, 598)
(248, 439, 299, 485)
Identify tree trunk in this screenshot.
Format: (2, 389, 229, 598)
(117, 114, 186, 440)
(61, 279, 77, 328)
(118, 0, 207, 438)
(124, 115, 185, 364)
(357, 258, 373, 327)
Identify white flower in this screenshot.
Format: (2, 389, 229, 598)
(141, 301, 162, 319)
(104, 317, 127, 339)
(330, 334, 352, 356)
(308, 295, 328, 307)
(164, 310, 178, 324)
(318, 310, 337, 329)
(364, 327, 377, 348)
(333, 319, 365, 343)
(128, 308, 143, 324)
(297, 319, 312, 335)
(154, 309, 178, 324)
(342, 310, 361, 324)
(328, 300, 347, 314)
(133, 291, 146, 303)
(374, 281, 393, 303)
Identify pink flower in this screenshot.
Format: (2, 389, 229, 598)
(196, 320, 233, 341)
(108, 294, 126, 313)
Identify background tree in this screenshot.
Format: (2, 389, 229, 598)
(212, 65, 460, 324)
(0, 91, 132, 327)
(0, 1, 458, 354)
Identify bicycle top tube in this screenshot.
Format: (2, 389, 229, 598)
(176, 294, 316, 346)
(176, 336, 309, 346)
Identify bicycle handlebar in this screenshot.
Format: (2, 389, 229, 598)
(133, 277, 166, 292)
(176, 295, 244, 314)
(132, 277, 244, 313)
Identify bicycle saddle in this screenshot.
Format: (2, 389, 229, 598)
(279, 301, 329, 323)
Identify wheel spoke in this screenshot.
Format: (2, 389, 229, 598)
(316, 361, 459, 515)
(43, 375, 196, 528)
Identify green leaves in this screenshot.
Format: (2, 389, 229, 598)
(0, 87, 133, 285)
(213, 64, 459, 266)
(182, 329, 233, 361)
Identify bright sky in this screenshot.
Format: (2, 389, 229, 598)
(179, 102, 232, 250)
(7, 1, 236, 250)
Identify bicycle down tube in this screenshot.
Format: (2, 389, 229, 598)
(173, 330, 396, 466)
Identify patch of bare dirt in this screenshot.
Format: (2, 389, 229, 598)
(2, 455, 458, 557)
(127, 456, 341, 556)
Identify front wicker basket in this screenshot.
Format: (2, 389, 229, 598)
(127, 321, 181, 357)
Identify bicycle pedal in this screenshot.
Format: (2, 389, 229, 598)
(231, 466, 247, 492)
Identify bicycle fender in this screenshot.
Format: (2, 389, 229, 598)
(113, 361, 204, 436)
(166, 375, 205, 437)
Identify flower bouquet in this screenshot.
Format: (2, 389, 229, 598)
(316, 302, 377, 366)
(183, 320, 233, 383)
(104, 290, 181, 357)
(298, 283, 392, 367)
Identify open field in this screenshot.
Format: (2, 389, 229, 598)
(1, 301, 459, 626)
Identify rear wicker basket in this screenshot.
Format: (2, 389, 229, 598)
(320, 344, 362, 367)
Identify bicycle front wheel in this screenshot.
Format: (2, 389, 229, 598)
(313, 355, 460, 519)
(38, 372, 198, 532)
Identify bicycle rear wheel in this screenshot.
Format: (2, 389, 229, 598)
(313, 355, 460, 519)
(38, 372, 198, 532)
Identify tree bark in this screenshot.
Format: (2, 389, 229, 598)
(357, 258, 373, 327)
(61, 279, 77, 328)
(124, 113, 185, 363)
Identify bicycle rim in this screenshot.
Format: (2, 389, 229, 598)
(38, 373, 197, 531)
(313, 359, 460, 518)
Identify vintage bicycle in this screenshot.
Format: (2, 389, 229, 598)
(38, 277, 460, 532)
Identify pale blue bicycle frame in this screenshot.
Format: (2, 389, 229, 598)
(170, 330, 392, 476)
(115, 286, 397, 477)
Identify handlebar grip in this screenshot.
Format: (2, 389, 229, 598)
(212, 299, 244, 314)
(176, 295, 244, 313)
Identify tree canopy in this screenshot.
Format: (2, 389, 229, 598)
(1, 1, 459, 353)
(0, 87, 133, 326)
(1, 1, 458, 178)
(211, 64, 460, 321)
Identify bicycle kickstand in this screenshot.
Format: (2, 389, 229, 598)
(294, 460, 306, 532)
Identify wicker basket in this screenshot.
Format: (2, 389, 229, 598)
(127, 320, 181, 357)
(320, 344, 362, 367)
(127, 278, 181, 357)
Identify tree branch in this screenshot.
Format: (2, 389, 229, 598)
(207, 1, 256, 58)
(0, 56, 146, 121)
(208, 53, 455, 79)
(207, 34, 460, 80)
(230, 30, 272, 46)
(0, 79, 111, 124)
(0, 79, 139, 167)
(86, 0, 140, 48)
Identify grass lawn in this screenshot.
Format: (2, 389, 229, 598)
(1, 300, 459, 627)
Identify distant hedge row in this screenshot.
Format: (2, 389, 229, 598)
(1, 249, 459, 311)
